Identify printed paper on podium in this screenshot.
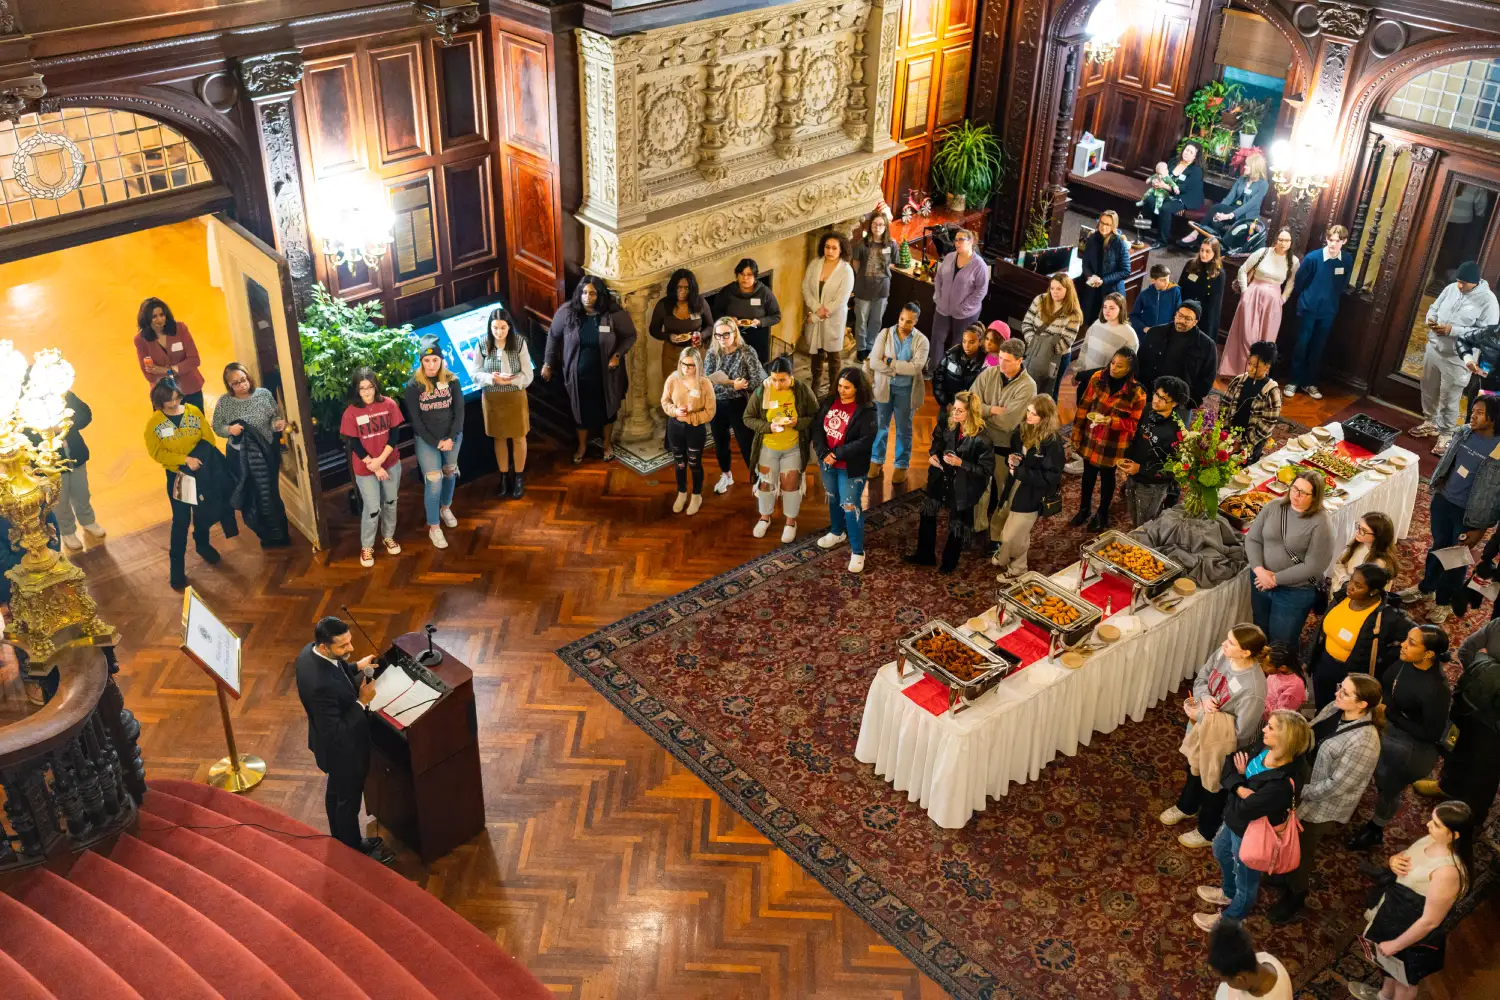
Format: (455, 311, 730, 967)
(367, 666, 442, 729)
(181, 588, 242, 696)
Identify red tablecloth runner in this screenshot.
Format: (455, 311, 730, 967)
(1081, 573, 1133, 613)
(1337, 439, 1374, 460)
(902, 675, 952, 715)
(901, 621, 1053, 716)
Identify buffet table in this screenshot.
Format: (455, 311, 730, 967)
(853, 422, 1421, 830)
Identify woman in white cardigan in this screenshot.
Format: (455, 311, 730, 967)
(1219, 228, 1299, 377)
(802, 231, 856, 401)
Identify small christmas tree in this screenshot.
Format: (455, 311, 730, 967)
(896, 239, 913, 269)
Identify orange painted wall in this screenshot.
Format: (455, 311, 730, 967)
(0, 217, 234, 539)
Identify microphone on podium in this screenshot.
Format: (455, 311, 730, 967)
(417, 623, 443, 668)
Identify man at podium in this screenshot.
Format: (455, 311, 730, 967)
(294, 616, 397, 864)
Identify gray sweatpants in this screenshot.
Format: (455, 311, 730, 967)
(1421, 344, 1470, 435)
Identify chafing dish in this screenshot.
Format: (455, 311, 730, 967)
(1079, 530, 1184, 607)
(995, 572, 1102, 654)
(896, 620, 1020, 715)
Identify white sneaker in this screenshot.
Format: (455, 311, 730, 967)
(673, 492, 688, 513)
(81, 522, 106, 539)
(1159, 805, 1192, 826)
(1433, 435, 1452, 456)
(848, 553, 866, 573)
(714, 472, 733, 494)
(1283, 384, 1298, 397)
(781, 523, 797, 543)
(360, 548, 375, 568)
(439, 506, 457, 528)
(1178, 829, 1212, 849)
(753, 517, 771, 538)
(62, 531, 83, 552)
(1305, 385, 1323, 400)
(428, 525, 448, 549)
(817, 532, 847, 549)
(1064, 457, 1085, 476)
(686, 494, 703, 516)
(1428, 605, 1453, 624)
(1196, 885, 1232, 907)
(1397, 585, 1426, 605)
(1409, 421, 1438, 438)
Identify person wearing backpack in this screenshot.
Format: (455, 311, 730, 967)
(1192, 709, 1313, 932)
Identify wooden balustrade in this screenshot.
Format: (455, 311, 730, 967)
(0, 645, 144, 873)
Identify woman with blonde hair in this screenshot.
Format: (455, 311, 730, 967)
(662, 347, 717, 515)
(1162, 624, 1273, 849)
(1021, 272, 1083, 398)
(703, 316, 767, 494)
(1078, 210, 1131, 327)
(1182, 151, 1270, 248)
(801, 231, 855, 400)
(1192, 708, 1314, 931)
(905, 390, 994, 574)
(1221, 228, 1299, 377)
(405, 337, 465, 549)
(991, 394, 1064, 579)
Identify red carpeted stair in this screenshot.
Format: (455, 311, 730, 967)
(0, 779, 551, 1000)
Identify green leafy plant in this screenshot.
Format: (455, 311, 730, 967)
(1184, 80, 1243, 136)
(298, 285, 417, 438)
(1235, 98, 1271, 136)
(1022, 192, 1053, 253)
(929, 120, 1007, 208)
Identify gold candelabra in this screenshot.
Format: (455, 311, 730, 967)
(0, 345, 116, 660)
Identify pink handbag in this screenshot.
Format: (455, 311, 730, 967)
(1238, 779, 1302, 874)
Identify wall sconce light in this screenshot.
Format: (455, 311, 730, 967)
(314, 179, 395, 273)
(1085, 0, 1126, 65)
(1269, 139, 1335, 201)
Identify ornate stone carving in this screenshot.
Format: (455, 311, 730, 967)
(415, 1, 480, 45)
(1315, 1, 1371, 41)
(773, 42, 805, 158)
(639, 77, 700, 171)
(871, 1, 900, 151)
(1309, 41, 1350, 132)
(235, 51, 303, 98)
(0, 0, 18, 35)
(254, 100, 315, 291)
(0, 75, 45, 123)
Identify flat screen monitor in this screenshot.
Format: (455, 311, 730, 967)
(406, 294, 508, 395)
(1026, 245, 1075, 275)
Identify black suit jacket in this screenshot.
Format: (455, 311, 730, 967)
(294, 643, 371, 776)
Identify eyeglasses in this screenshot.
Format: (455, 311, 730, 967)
(715, 331, 735, 338)
(1290, 484, 1314, 497)
(228, 377, 250, 387)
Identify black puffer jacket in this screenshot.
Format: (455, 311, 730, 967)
(1000, 433, 1064, 515)
(925, 420, 995, 513)
(227, 423, 290, 544)
(1124, 409, 1181, 484)
(933, 345, 988, 408)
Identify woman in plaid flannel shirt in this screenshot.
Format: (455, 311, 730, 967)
(1071, 347, 1146, 532)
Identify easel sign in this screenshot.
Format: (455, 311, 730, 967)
(180, 587, 265, 792)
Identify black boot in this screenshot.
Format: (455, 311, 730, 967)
(497, 471, 512, 498)
(170, 558, 187, 591)
(1087, 511, 1109, 532)
(511, 471, 526, 499)
(938, 534, 963, 574)
(1348, 820, 1385, 851)
(1069, 507, 1092, 528)
(904, 513, 938, 566)
(196, 543, 221, 565)
(1266, 889, 1306, 925)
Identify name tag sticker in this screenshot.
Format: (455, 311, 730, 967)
(355, 414, 370, 426)
(1187, 274, 1199, 281)
(750, 298, 761, 306)
(690, 314, 700, 321)
(1338, 628, 1356, 643)
(689, 389, 700, 397)
(1335, 267, 1346, 275)
(949, 360, 962, 372)
(1458, 465, 1470, 478)
(171, 342, 185, 352)
(882, 246, 891, 255)
(766, 400, 780, 409)
(1228, 675, 1244, 694)
(600, 325, 610, 333)
(155, 424, 175, 439)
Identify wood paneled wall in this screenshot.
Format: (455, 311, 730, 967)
(1072, 0, 1209, 176)
(883, 0, 978, 211)
(491, 14, 567, 326)
(294, 27, 506, 324)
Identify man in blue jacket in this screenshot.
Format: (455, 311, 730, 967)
(1285, 225, 1352, 400)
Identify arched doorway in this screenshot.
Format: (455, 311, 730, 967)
(1342, 53, 1500, 408)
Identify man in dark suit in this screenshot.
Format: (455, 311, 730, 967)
(294, 616, 395, 863)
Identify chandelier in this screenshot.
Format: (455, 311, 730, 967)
(1269, 139, 1335, 202)
(1085, 0, 1126, 66)
(315, 179, 396, 273)
(0, 344, 116, 659)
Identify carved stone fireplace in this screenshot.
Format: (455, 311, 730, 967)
(575, 0, 901, 441)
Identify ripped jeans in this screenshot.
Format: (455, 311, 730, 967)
(667, 418, 707, 494)
(756, 443, 804, 519)
(820, 465, 867, 554)
(414, 433, 462, 526)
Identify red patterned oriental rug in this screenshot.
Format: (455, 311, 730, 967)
(557, 477, 1495, 1000)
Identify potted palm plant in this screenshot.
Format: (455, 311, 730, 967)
(298, 285, 418, 457)
(930, 120, 1006, 214)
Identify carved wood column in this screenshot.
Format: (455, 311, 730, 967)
(1347, 130, 1385, 256)
(1046, 42, 1081, 244)
(235, 51, 316, 313)
(1301, 3, 1371, 237)
(1356, 139, 1402, 291)
(1366, 144, 1434, 340)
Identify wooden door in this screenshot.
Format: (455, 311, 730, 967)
(883, 0, 977, 212)
(209, 216, 327, 550)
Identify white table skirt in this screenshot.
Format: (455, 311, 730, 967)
(853, 422, 1422, 830)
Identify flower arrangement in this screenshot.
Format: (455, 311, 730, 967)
(1168, 408, 1251, 519)
(1228, 144, 1266, 176)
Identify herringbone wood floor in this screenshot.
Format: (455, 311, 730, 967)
(80, 388, 1498, 1000)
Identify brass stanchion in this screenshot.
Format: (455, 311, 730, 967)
(207, 684, 265, 792)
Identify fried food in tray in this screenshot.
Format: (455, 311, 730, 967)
(1010, 582, 1083, 626)
(913, 631, 987, 680)
(1303, 448, 1359, 479)
(1095, 540, 1166, 581)
(1220, 490, 1275, 520)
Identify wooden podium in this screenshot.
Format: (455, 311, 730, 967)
(364, 633, 484, 862)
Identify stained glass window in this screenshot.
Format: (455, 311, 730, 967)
(0, 107, 213, 229)
(1383, 59, 1500, 139)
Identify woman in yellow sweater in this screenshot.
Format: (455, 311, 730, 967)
(144, 379, 234, 589)
(660, 348, 716, 515)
